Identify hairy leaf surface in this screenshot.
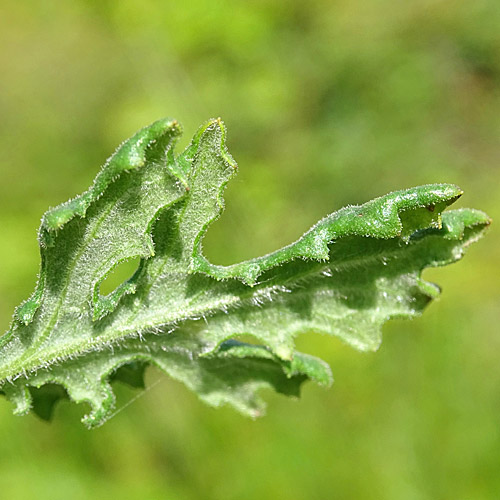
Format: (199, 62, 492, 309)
(0, 119, 490, 427)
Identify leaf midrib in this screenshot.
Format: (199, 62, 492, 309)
(0, 230, 437, 381)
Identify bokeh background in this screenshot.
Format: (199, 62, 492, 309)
(0, 1, 499, 499)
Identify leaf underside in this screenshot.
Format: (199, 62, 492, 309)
(0, 118, 490, 428)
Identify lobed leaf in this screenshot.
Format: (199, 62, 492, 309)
(0, 118, 490, 427)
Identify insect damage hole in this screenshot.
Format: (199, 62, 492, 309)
(99, 256, 142, 296)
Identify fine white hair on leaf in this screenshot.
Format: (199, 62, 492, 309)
(0, 119, 488, 428)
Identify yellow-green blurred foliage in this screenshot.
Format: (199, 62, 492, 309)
(0, 1, 499, 499)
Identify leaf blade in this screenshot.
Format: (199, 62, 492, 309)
(0, 119, 490, 427)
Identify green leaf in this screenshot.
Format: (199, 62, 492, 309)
(0, 118, 490, 428)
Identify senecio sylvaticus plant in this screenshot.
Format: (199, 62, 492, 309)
(0, 119, 490, 427)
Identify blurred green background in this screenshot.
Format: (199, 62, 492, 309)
(0, 1, 499, 498)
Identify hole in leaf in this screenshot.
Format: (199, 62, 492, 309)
(99, 257, 141, 296)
